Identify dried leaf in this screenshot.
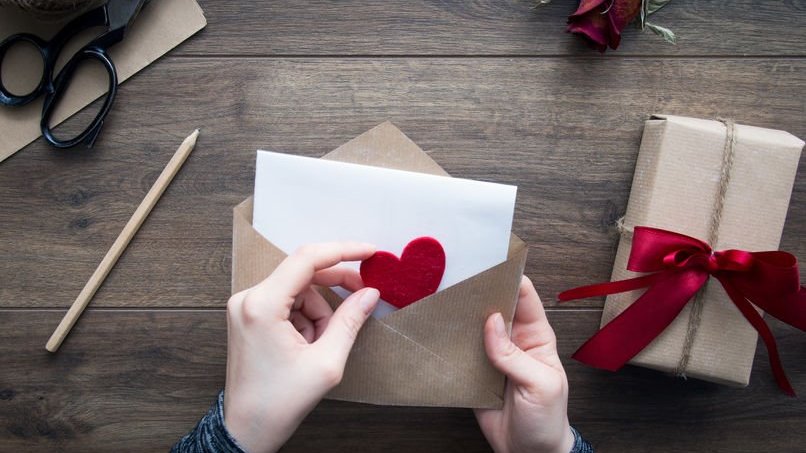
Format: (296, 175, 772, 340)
(645, 21, 677, 44)
(639, 0, 672, 28)
(646, 0, 673, 15)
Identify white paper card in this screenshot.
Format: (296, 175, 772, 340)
(252, 151, 517, 317)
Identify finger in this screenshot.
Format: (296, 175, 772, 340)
(511, 276, 557, 353)
(295, 287, 334, 340)
(290, 310, 316, 343)
(312, 266, 365, 292)
(513, 276, 546, 324)
(294, 287, 333, 321)
(474, 406, 500, 430)
(248, 242, 375, 314)
(266, 242, 374, 297)
(314, 288, 380, 366)
(483, 312, 556, 392)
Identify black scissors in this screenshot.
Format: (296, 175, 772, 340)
(0, 0, 148, 148)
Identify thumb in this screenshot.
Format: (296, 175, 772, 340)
(483, 312, 553, 391)
(316, 287, 380, 364)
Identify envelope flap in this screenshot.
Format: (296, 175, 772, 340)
(232, 197, 287, 294)
(329, 317, 506, 408)
(322, 122, 449, 176)
(508, 234, 526, 259)
(380, 241, 527, 384)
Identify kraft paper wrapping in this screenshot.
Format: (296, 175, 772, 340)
(232, 122, 528, 408)
(603, 114, 804, 386)
(0, 0, 206, 161)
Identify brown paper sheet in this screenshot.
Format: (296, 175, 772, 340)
(603, 114, 804, 386)
(232, 122, 528, 408)
(0, 0, 206, 162)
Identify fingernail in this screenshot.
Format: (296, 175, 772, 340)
(493, 313, 507, 338)
(358, 288, 380, 314)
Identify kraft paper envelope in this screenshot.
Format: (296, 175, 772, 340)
(232, 122, 528, 408)
(0, 0, 206, 162)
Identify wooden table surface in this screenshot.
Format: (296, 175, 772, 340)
(1, 1, 805, 451)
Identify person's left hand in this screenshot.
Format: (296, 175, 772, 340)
(474, 277, 574, 453)
(223, 242, 380, 453)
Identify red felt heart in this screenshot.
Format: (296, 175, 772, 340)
(360, 237, 446, 309)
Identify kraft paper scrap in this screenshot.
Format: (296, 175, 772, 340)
(0, 0, 206, 162)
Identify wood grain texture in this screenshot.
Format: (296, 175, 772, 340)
(0, 310, 804, 452)
(174, 0, 806, 56)
(1, 58, 803, 309)
(1, 1, 805, 450)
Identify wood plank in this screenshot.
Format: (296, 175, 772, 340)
(1, 58, 803, 309)
(175, 0, 806, 56)
(0, 309, 804, 451)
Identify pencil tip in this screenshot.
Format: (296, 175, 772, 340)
(184, 129, 200, 148)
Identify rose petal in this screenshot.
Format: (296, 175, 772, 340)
(568, 10, 609, 45)
(606, 10, 622, 49)
(607, 0, 642, 32)
(569, 0, 608, 19)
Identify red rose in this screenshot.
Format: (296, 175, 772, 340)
(567, 0, 642, 52)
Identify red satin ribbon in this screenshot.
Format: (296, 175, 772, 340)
(559, 227, 806, 396)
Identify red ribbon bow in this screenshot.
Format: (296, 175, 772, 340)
(559, 227, 806, 396)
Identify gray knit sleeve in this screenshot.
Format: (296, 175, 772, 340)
(171, 391, 593, 453)
(569, 426, 594, 453)
(171, 391, 246, 453)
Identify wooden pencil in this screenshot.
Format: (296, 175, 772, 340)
(45, 129, 200, 352)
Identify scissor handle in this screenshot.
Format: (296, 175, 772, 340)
(0, 33, 49, 106)
(41, 46, 118, 149)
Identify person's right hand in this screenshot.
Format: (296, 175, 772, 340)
(223, 242, 380, 453)
(475, 277, 575, 453)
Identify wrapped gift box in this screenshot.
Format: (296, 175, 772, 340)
(603, 114, 803, 386)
